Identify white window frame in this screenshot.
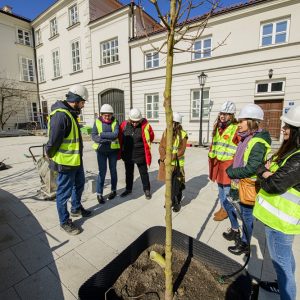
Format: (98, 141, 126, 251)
(52, 49, 61, 78)
(255, 80, 285, 95)
(69, 4, 79, 26)
(17, 28, 32, 46)
(145, 93, 159, 121)
(193, 37, 212, 60)
(260, 18, 290, 47)
(35, 29, 42, 45)
(100, 38, 119, 65)
(145, 51, 159, 69)
(50, 17, 58, 37)
(37, 56, 45, 82)
(27, 102, 38, 122)
(20, 57, 34, 82)
(71, 39, 81, 72)
(190, 89, 210, 120)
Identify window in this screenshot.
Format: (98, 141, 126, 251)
(35, 29, 42, 45)
(27, 102, 38, 122)
(20, 57, 34, 82)
(38, 57, 45, 82)
(145, 52, 159, 69)
(260, 19, 289, 47)
(17, 28, 31, 46)
(101, 38, 119, 65)
(50, 18, 58, 37)
(256, 81, 285, 94)
(191, 89, 210, 120)
(69, 4, 79, 26)
(52, 49, 61, 78)
(71, 40, 81, 72)
(193, 37, 211, 60)
(145, 94, 159, 120)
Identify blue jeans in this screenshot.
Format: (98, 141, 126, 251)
(265, 226, 296, 300)
(56, 165, 85, 225)
(223, 198, 239, 230)
(240, 204, 253, 243)
(96, 151, 118, 195)
(218, 184, 231, 208)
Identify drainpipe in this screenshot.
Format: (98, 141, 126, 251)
(89, 26, 96, 116)
(129, 0, 135, 109)
(31, 27, 42, 127)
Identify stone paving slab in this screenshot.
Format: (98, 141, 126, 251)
(0, 136, 299, 300)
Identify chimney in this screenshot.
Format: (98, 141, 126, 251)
(2, 5, 12, 13)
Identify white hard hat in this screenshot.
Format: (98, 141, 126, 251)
(68, 84, 88, 101)
(173, 112, 182, 124)
(238, 103, 264, 121)
(129, 108, 142, 121)
(281, 105, 300, 127)
(100, 104, 114, 114)
(220, 101, 236, 114)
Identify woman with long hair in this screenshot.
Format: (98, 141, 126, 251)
(208, 101, 239, 221)
(158, 112, 188, 212)
(224, 103, 271, 255)
(254, 105, 300, 300)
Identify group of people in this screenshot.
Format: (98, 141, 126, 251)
(45, 84, 300, 300)
(209, 100, 300, 300)
(45, 84, 188, 233)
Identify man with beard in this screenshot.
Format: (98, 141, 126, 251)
(45, 84, 91, 235)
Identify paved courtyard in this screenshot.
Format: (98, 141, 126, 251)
(0, 135, 299, 300)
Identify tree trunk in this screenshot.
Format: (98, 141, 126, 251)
(164, 1, 176, 299)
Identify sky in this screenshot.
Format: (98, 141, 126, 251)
(0, 0, 247, 21)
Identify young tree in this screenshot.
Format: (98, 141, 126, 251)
(138, 1, 224, 299)
(0, 78, 30, 130)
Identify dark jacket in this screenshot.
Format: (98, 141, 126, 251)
(45, 100, 83, 172)
(257, 149, 300, 193)
(226, 130, 271, 179)
(91, 117, 119, 153)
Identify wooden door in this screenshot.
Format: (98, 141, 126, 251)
(254, 100, 283, 140)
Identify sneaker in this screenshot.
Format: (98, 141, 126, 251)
(223, 228, 240, 241)
(71, 205, 92, 217)
(228, 241, 250, 256)
(97, 195, 105, 204)
(61, 219, 81, 235)
(120, 190, 132, 197)
(107, 191, 117, 200)
(259, 281, 280, 294)
(173, 203, 181, 212)
(144, 190, 152, 200)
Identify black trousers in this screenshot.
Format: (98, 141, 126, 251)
(124, 161, 150, 192)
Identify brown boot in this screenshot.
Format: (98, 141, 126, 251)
(214, 207, 223, 216)
(213, 208, 228, 221)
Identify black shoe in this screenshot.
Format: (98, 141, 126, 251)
(259, 281, 279, 294)
(173, 203, 181, 212)
(107, 191, 117, 200)
(144, 190, 152, 200)
(223, 228, 240, 241)
(228, 241, 250, 256)
(120, 190, 132, 197)
(71, 205, 92, 217)
(61, 219, 81, 235)
(97, 195, 105, 204)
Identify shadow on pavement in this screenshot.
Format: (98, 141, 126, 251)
(0, 188, 67, 300)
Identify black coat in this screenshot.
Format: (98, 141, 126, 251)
(257, 149, 300, 194)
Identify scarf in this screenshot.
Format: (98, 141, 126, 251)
(99, 116, 112, 124)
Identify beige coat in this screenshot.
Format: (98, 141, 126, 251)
(157, 130, 187, 182)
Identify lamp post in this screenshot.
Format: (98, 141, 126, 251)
(197, 71, 207, 146)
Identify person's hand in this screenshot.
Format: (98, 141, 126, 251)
(262, 171, 273, 178)
(265, 160, 271, 169)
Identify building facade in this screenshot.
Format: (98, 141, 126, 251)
(2, 0, 300, 143)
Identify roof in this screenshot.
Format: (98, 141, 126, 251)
(130, 0, 275, 41)
(0, 8, 31, 23)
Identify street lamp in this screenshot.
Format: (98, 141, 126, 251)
(197, 71, 207, 146)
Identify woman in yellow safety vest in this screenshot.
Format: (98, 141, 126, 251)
(92, 104, 120, 204)
(158, 112, 188, 212)
(208, 101, 239, 221)
(253, 105, 300, 300)
(224, 103, 271, 256)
